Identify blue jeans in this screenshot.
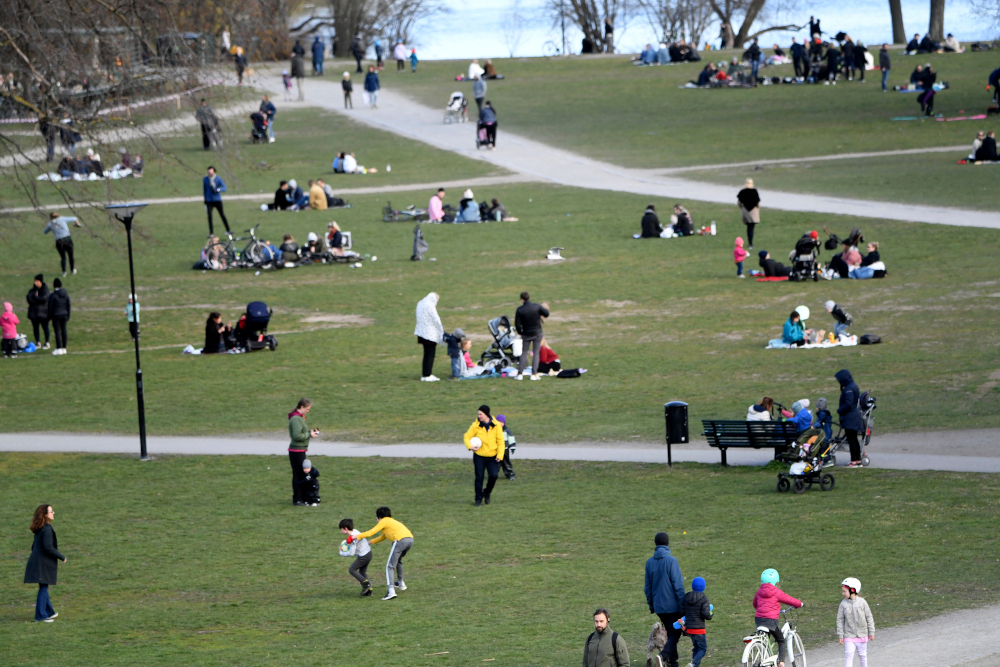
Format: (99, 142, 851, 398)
(882, 68, 889, 90)
(736, 260, 743, 276)
(314, 58, 323, 75)
(267, 119, 274, 140)
(689, 633, 708, 667)
(35, 584, 54, 621)
(293, 194, 310, 209)
(451, 356, 463, 378)
(751, 61, 759, 85)
(850, 266, 875, 279)
(834, 322, 849, 338)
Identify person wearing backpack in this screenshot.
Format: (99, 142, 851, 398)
(583, 608, 630, 667)
(836, 370, 864, 468)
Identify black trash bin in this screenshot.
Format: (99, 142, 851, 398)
(664, 401, 689, 466)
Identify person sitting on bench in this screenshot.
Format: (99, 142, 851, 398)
(758, 250, 792, 277)
(747, 396, 774, 421)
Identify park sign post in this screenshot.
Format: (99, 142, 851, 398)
(105, 203, 150, 461)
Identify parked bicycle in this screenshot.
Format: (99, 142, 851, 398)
(205, 224, 268, 269)
(382, 201, 429, 222)
(742, 607, 806, 667)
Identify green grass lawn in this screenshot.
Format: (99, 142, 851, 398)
(1, 181, 999, 441)
(1, 105, 503, 209)
(1, 454, 998, 667)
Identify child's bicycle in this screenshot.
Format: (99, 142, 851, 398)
(741, 607, 807, 667)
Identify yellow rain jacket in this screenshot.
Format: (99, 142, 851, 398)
(463, 418, 505, 459)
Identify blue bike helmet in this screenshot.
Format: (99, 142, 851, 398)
(761, 569, 780, 585)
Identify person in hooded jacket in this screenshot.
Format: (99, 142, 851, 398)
(680, 576, 713, 667)
(640, 205, 663, 238)
(26, 274, 51, 350)
(644, 531, 686, 667)
(24, 504, 66, 622)
(47, 278, 70, 355)
(753, 569, 803, 667)
(836, 369, 865, 467)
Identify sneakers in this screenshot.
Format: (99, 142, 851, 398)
(382, 590, 397, 601)
(361, 587, 373, 596)
(52, 348, 67, 356)
(515, 374, 524, 381)
(72, 268, 77, 275)
(474, 499, 482, 507)
(268, 137, 275, 143)
(293, 501, 306, 506)
(738, 274, 746, 279)
(420, 375, 440, 382)
(484, 496, 491, 505)
(42, 342, 50, 350)
(397, 582, 407, 591)
(846, 461, 863, 468)
(530, 374, 540, 381)
(48, 613, 58, 620)
(654, 657, 664, 667)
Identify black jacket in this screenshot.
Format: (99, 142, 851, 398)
(790, 42, 806, 59)
(48, 288, 71, 319)
(24, 524, 64, 585)
(906, 38, 919, 52)
(27, 283, 50, 320)
(843, 41, 855, 61)
(860, 250, 880, 267)
(640, 209, 663, 238)
(292, 41, 306, 57)
(831, 304, 853, 325)
(836, 369, 864, 431)
(681, 590, 713, 630)
(854, 44, 868, 68)
(975, 136, 999, 161)
(760, 257, 791, 277)
(674, 211, 694, 236)
(515, 300, 549, 337)
(298, 466, 320, 500)
(737, 187, 760, 210)
(879, 49, 890, 69)
(746, 43, 761, 61)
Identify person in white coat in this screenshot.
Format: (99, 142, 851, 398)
(746, 396, 774, 421)
(468, 59, 485, 80)
(393, 40, 407, 71)
(414, 292, 444, 381)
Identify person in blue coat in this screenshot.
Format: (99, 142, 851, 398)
(645, 532, 686, 667)
(312, 36, 325, 75)
(364, 65, 380, 108)
(259, 94, 277, 142)
(836, 369, 865, 467)
(203, 166, 230, 235)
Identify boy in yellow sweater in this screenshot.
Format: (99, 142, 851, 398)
(349, 506, 413, 601)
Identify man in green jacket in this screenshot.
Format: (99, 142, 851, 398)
(584, 608, 630, 667)
(288, 398, 319, 506)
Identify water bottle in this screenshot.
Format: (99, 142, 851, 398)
(710, 221, 717, 236)
(386, 164, 391, 172)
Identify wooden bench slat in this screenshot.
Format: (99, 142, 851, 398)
(700, 419, 798, 466)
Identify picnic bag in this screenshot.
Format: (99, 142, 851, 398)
(859, 334, 881, 345)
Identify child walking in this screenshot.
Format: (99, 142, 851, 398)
(282, 70, 293, 102)
(409, 48, 419, 73)
(838, 577, 875, 667)
(2, 302, 21, 358)
(349, 506, 413, 601)
(339, 518, 373, 596)
(680, 576, 713, 667)
(753, 569, 803, 667)
(342, 72, 353, 109)
(734, 237, 748, 278)
(298, 459, 320, 505)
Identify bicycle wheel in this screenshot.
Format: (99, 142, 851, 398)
(742, 638, 770, 667)
(243, 241, 265, 266)
(205, 243, 231, 270)
(790, 631, 806, 667)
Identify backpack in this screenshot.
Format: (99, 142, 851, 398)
(824, 234, 841, 250)
(557, 368, 582, 378)
(478, 201, 491, 221)
(859, 334, 881, 345)
(585, 631, 622, 667)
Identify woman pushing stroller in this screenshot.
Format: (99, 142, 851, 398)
(478, 101, 497, 150)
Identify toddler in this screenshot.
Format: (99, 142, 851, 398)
(825, 300, 853, 340)
(734, 237, 748, 278)
(298, 459, 320, 506)
(442, 328, 466, 378)
(679, 576, 713, 667)
(339, 518, 373, 596)
(814, 397, 833, 441)
(282, 70, 293, 101)
(838, 577, 874, 667)
(2, 302, 20, 358)
(409, 48, 419, 73)
(496, 414, 516, 480)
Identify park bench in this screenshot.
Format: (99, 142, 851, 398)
(700, 420, 800, 466)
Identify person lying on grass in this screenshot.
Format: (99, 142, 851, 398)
(758, 250, 792, 277)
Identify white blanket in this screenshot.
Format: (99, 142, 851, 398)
(767, 335, 858, 349)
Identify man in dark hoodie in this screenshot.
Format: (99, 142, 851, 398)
(26, 274, 51, 350)
(47, 278, 70, 355)
(640, 205, 663, 238)
(836, 370, 864, 467)
(644, 532, 685, 667)
(758, 251, 792, 278)
(680, 576, 713, 667)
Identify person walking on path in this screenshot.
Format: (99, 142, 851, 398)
(203, 166, 230, 236)
(342, 72, 354, 108)
(737, 179, 761, 249)
(394, 40, 407, 71)
(480, 101, 497, 149)
(2, 302, 20, 359)
(259, 95, 276, 143)
(311, 36, 325, 75)
(374, 39, 384, 69)
(645, 532, 686, 667)
(47, 278, 70, 355)
(414, 292, 444, 381)
(838, 577, 875, 666)
(473, 76, 486, 115)
(836, 369, 865, 467)
(24, 504, 66, 622)
(26, 274, 51, 350)
(364, 66, 380, 109)
(291, 52, 306, 101)
(351, 34, 365, 73)
(292, 39, 305, 58)
(234, 47, 247, 86)
(879, 44, 891, 92)
(288, 398, 319, 506)
(463, 405, 505, 506)
(350, 507, 413, 601)
(583, 608, 630, 667)
(195, 99, 221, 151)
(514, 291, 549, 381)
(604, 17, 614, 53)
(44, 212, 79, 277)
(790, 38, 806, 78)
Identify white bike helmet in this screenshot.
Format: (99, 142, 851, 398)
(841, 577, 861, 594)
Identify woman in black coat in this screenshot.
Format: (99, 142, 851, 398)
(640, 205, 663, 238)
(24, 504, 66, 622)
(835, 369, 864, 467)
(26, 273, 50, 349)
(736, 178, 761, 249)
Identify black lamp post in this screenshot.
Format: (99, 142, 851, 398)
(106, 203, 149, 460)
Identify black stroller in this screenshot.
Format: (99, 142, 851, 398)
(479, 315, 518, 369)
(249, 112, 268, 144)
(236, 301, 277, 351)
(790, 233, 821, 282)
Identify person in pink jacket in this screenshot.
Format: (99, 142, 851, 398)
(752, 569, 803, 667)
(428, 188, 445, 222)
(734, 236, 748, 278)
(2, 302, 21, 358)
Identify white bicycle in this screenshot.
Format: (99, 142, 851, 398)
(741, 607, 806, 667)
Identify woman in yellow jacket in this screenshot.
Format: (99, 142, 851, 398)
(463, 404, 505, 506)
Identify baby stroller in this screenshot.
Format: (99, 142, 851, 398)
(235, 301, 277, 351)
(250, 112, 268, 144)
(475, 120, 495, 149)
(827, 391, 876, 466)
(478, 315, 520, 369)
(443, 92, 468, 124)
(776, 432, 836, 494)
(789, 234, 821, 282)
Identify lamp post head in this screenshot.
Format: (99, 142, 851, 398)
(105, 203, 148, 228)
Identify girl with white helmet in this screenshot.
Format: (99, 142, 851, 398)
(838, 577, 875, 666)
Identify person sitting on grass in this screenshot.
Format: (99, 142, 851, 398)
(484, 59, 503, 79)
(906, 34, 920, 54)
(747, 396, 774, 421)
(825, 300, 853, 339)
(279, 234, 299, 262)
(487, 198, 517, 221)
(758, 250, 792, 277)
(969, 131, 985, 160)
(457, 189, 480, 222)
(204, 312, 229, 354)
(828, 241, 861, 278)
(302, 232, 327, 260)
(640, 204, 663, 238)
(267, 181, 293, 210)
(308, 179, 327, 211)
(326, 221, 344, 255)
(671, 205, 694, 236)
(860, 242, 880, 267)
(909, 64, 924, 87)
(693, 63, 716, 86)
(776, 309, 823, 348)
(975, 131, 999, 162)
(287, 179, 309, 210)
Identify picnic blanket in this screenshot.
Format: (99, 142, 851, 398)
(756, 276, 789, 282)
(767, 335, 859, 349)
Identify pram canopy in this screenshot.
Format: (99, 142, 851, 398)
(447, 91, 465, 109)
(245, 301, 271, 330)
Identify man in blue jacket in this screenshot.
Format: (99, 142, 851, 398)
(645, 532, 686, 667)
(312, 36, 325, 75)
(203, 166, 230, 236)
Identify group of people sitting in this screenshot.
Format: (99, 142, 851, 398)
(269, 224, 346, 264)
(332, 151, 377, 174)
(967, 131, 999, 162)
(634, 41, 701, 66)
(428, 187, 516, 223)
(768, 300, 854, 348)
(906, 32, 962, 55)
(264, 178, 346, 212)
(48, 148, 142, 181)
(637, 204, 694, 238)
(756, 228, 884, 280)
(466, 59, 503, 80)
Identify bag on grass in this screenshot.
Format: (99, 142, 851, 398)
(859, 334, 882, 345)
(557, 369, 582, 378)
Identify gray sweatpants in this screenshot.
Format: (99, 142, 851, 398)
(385, 537, 413, 589)
(517, 333, 543, 375)
(349, 551, 372, 587)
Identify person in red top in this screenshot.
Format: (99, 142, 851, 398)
(753, 569, 803, 667)
(538, 340, 561, 374)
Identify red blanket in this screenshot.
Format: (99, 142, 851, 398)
(756, 276, 789, 282)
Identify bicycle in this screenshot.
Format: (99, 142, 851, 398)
(741, 607, 806, 667)
(206, 224, 268, 269)
(382, 200, 429, 222)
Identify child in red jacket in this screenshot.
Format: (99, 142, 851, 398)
(2, 302, 20, 358)
(752, 569, 803, 667)
(734, 236, 748, 278)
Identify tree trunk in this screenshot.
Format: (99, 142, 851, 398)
(928, 0, 945, 41)
(889, 0, 906, 44)
(721, 21, 734, 49)
(732, 0, 767, 48)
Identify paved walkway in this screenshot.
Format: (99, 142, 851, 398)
(254, 66, 1000, 230)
